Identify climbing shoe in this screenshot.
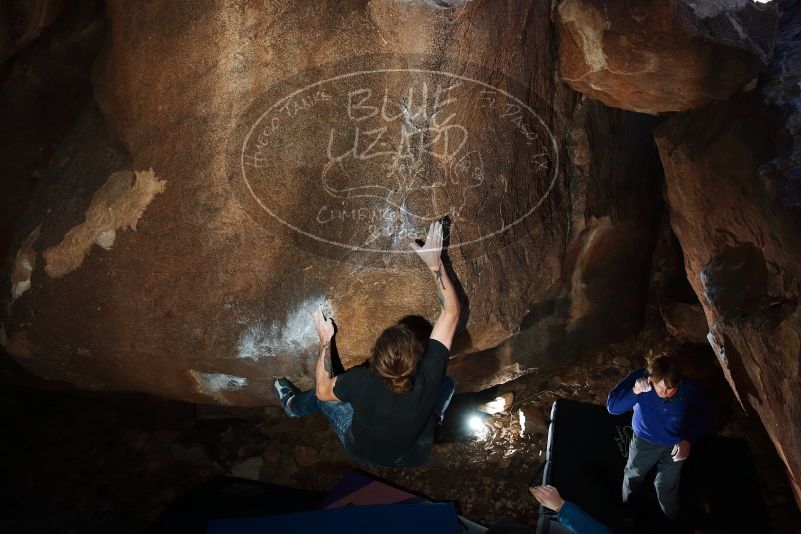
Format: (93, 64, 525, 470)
(274, 377, 300, 415)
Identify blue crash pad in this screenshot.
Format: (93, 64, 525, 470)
(207, 502, 461, 534)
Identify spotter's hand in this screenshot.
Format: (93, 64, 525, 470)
(633, 377, 652, 395)
(529, 485, 565, 512)
(671, 440, 691, 462)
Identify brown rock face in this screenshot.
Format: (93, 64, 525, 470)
(3, 1, 659, 406)
(449, 100, 662, 392)
(660, 301, 708, 345)
(655, 1, 801, 504)
(553, 0, 778, 114)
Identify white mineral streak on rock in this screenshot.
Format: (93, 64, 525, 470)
(557, 0, 610, 75)
(43, 168, 166, 278)
(237, 297, 333, 360)
(10, 224, 41, 302)
(568, 216, 612, 324)
(190, 370, 247, 404)
(478, 392, 515, 414)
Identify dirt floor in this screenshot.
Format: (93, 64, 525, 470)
(1, 327, 800, 533)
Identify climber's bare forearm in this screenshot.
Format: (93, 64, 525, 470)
(315, 340, 338, 401)
(430, 265, 459, 318)
(429, 264, 459, 349)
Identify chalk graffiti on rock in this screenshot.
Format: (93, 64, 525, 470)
(236, 64, 558, 255)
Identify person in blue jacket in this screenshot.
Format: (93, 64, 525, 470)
(530, 485, 611, 534)
(607, 354, 709, 521)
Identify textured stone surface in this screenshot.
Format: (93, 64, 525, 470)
(518, 404, 548, 437)
(292, 445, 318, 467)
(448, 99, 662, 391)
(660, 301, 708, 345)
(0, 0, 66, 65)
(553, 0, 778, 114)
(478, 392, 514, 415)
(2, 0, 659, 406)
(646, 209, 707, 332)
(230, 456, 263, 480)
(655, 0, 801, 504)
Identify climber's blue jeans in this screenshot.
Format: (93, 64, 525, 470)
(285, 375, 456, 445)
(286, 390, 354, 443)
(433, 375, 455, 420)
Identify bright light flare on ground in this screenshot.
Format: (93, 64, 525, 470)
(467, 414, 489, 441)
(468, 415, 484, 432)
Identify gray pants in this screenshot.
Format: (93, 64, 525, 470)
(622, 434, 684, 520)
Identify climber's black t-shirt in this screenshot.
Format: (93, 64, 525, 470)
(333, 338, 450, 467)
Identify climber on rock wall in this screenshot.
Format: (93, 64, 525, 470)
(273, 220, 460, 467)
(607, 354, 710, 523)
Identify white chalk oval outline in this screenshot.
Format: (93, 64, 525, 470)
(240, 68, 559, 253)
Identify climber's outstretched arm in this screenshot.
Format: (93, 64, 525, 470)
(311, 307, 339, 401)
(409, 221, 460, 350)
